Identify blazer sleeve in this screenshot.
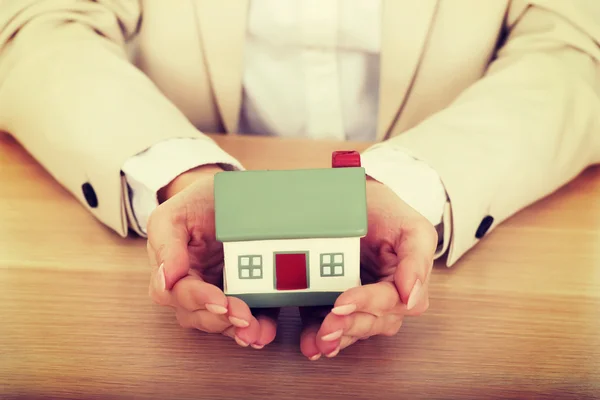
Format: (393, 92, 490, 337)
(0, 0, 217, 236)
(367, 0, 600, 266)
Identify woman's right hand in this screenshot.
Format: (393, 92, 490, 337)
(146, 164, 279, 349)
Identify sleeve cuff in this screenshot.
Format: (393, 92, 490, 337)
(361, 145, 452, 258)
(122, 137, 244, 235)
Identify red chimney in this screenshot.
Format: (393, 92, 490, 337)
(332, 151, 361, 168)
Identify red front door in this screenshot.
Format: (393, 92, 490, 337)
(275, 253, 308, 290)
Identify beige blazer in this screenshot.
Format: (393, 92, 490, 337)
(0, 1, 599, 266)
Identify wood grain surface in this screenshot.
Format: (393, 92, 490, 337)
(1, 132, 599, 400)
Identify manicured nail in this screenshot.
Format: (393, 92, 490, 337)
(251, 344, 264, 350)
(331, 304, 356, 316)
(153, 263, 166, 293)
(321, 329, 343, 342)
(229, 316, 250, 328)
(234, 336, 249, 347)
(326, 346, 340, 358)
(205, 304, 228, 315)
(407, 279, 422, 310)
(309, 353, 322, 361)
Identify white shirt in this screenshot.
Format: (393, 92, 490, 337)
(122, 0, 447, 238)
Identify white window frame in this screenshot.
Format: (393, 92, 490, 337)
(320, 253, 344, 277)
(238, 255, 263, 279)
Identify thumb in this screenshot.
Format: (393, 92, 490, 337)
(393, 225, 436, 311)
(147, 209, 191, 291)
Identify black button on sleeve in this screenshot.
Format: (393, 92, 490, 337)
(81, 183, 98, 208)
(475, 216, 494, 239)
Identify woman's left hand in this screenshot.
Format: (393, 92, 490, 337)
(299, 177, 438, 360)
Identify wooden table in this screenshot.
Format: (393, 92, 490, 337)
(1, 132, 599, 399)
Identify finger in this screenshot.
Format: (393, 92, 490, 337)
(147, 207, 191, 290)
(299, 306, 331, 360)
(221, 325, 236, 340)
(320, 314, 403, 358)
(175, 308, 231, 334)
(339, 335, 360, 351)
(170, 275, 228, 314)
(316, 312, 376, 356)
(148, 258, 172, 306)
(331, 281, 402, 317)
(404, 282, 430, 317)
(299, 323, 321, 360)
(317, 312, 404, 354)
(252, 308, 280, 349)
(234, 315, 261, 348)
(379, 314, 404, 336)
(227, 296, 253, 329)
(393, 223, 436, 309)
(325, 336, 358, 359)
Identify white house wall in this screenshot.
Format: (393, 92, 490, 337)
(223, 237, 361, 294)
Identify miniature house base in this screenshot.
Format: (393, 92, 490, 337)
(223, 237, 361, 308)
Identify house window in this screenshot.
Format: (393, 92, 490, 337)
(238, 255, 263, 279)
(320, 253, 344, 277)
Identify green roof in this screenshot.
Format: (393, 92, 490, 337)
(214, 167, 367, 242)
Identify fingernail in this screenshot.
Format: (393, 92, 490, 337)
(229, 316, 250, 328)
(153, 263, 166, 293)
(309, 353, 321, 361)
(407, 279, 422, 310)
(321, 329, 343, 342)
(326, 346, 340, 358)
(234, 336, 249, 347)
(331, 304, 356, 316)
(206, 304, 228, 315)
(251, 344, 264, 350)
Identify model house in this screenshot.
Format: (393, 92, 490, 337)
(214, 151, 367, 308)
